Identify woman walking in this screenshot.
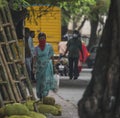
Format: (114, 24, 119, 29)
(33, 32, 55, 100)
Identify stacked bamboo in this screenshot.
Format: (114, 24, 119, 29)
(0, 5, 35, 107)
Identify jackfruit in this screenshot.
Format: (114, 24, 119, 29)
(8, 115, 31, 118)
(38, 103, 61, 116)
(29, 111, 46, 118)
(4, 103, 30, 116)
(0, 107, 5, 117)
(54, 104, 62, 115)
(43, 97, 55, 105)
(24, 100, 35, 111)
(54, 104, 61, 110)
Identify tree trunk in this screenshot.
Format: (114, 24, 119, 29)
(78, 0, 120, 118)
(87, 17, 99, 50)
(77, 17, 87, 31)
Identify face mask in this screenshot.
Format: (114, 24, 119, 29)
(39, 39, 46, 50)
(73, 33, 78, 39)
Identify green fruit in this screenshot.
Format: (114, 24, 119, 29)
(29, 111, 46, 118)
(43, 97, 55, 105)
(24, 100, 35, 111)
(8, 115, 31, 118)
(38, 103, 61, 116)
(4, 103, 30, 116)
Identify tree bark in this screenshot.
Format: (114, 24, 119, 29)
(87, 16, 99, 50)
(78, 0, 120, 118)
(77, 17, 87, 31)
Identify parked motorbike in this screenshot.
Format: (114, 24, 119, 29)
(55, 57, 69, 76)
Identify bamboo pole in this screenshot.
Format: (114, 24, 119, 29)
(0, 46, 20, 102)
(0, 51, 16, 102)
(4, 6, 22, 59)
(5, 5, 35, 100)
(0, 5, 35, 102)
(0, 7, 12, 42)
(0, 92, 4, 107)
(0, 8, 28, 101)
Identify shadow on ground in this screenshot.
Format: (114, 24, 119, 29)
(59, 79, 90, 88)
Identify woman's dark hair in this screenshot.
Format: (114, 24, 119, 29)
(38, 32, 46, 39)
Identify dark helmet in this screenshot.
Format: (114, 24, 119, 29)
(73, 30, 81, 39)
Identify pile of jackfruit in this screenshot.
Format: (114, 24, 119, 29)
(0, 96, 62, 118)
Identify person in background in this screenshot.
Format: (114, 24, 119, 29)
(25, 28, 35, 82)
(30, 31, 35, 39)
(29, 30, 36, 82)
(64, 30, 84, 80)
(28, 30, 35, 57)
(78, 41, 90, 73)
(33, 32, 55, 100)
(58, 36, 68, 58)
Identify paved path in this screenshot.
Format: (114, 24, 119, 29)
(33, 88, 79, 118)
(32, 68, 92, 118)
(47, 91, 79, 118)
(47, 68, 92, 118)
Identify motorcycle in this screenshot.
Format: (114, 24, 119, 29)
(55, 57, 69, 76)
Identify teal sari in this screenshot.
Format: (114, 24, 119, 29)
(34, 43, 55, 98)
